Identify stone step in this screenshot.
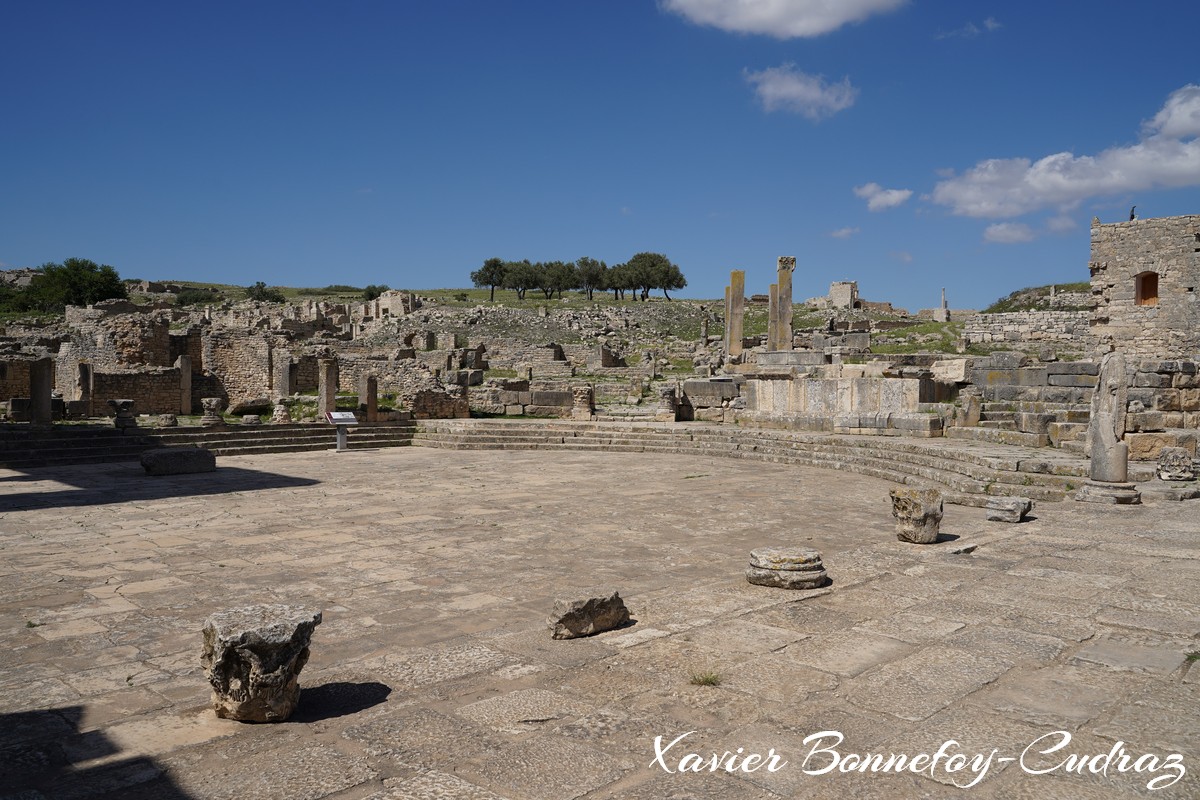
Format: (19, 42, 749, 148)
(945, 427, 1050, 448)
(0, 423, 416, 469)
(980, 411, 1016, 422)
(978, 420, 1018, 430)
(411, 424, 1072, 501)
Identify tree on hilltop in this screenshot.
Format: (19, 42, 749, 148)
(245, 281, 286, 303)
(502, 260, 540, 300)
(470, 257, 507, 302)
(627, 252, 685, 301)
(538, 260, 577, 300)
(22, 258, 127, 312)
(575, 257, 606, 301)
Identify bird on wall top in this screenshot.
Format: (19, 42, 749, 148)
(1130, 205, 1137, 221)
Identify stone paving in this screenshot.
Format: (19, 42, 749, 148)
(0, 447, 1196, 799)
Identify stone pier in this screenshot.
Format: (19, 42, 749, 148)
(724, 270, 745, 360)
(28, 357, 54, 427)
(318, 358, 338, 417)
(771, 256, 795, 351)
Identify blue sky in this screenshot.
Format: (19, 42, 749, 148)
(2, 1, 1198, 311)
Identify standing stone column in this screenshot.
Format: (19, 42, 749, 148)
(1077, 351, 1140, 504)
(359, 375, 379, 423)
(767, 283, 780, 351)
(200, 397, 225, 426)
(725, 270, 745, 360)
(656, 386, 679, 422)
(201, 605, 322, 722)
(775, 256, 795, 351)
(176, 355, 192, 415)
(29, 358, 54, 427)
(317, 358, 338, 418)
(108, 399, 137, 430)
(571, 385, 594, 420)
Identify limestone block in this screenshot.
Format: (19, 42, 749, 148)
(1017, 413, 1056, 435)
(745, 566, 828, 589)
(749, 547, 823, 571)
(141, 447, 216, 476)
(548, 591, 630, 639)
(201, 604, 322, 722)
(985, 497, 1032, 523)
(157, 414, 179, 427)
(1127, 432, 1197, 461)
(889, 488, 943, 544)
(931, 359, 969, 383)
(1126, 411, 1166, 432)
(241, 415, 262, 425)
(1157, 447, 1196, 482)
(270, 403, 292, 424)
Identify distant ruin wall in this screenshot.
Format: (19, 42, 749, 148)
(961, 311, 1093, 350)
(0, 360, 34, 400)
(93, 369, 181, 414)
(202, 331, 273, 407)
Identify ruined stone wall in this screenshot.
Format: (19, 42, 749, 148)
(333, 354, 468, 418)
(961, 311, 1094, 350)
(92, 368, 182, 414)
(62, 307, 173, 369)
(0, 360, 34, 400)
(201, 331, 273, 408)
(1090, 215, 1200, 357)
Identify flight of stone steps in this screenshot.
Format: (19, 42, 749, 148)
(409, 419, 1124, 504)
(0, 422, 417, 469)
(946, 401, 1090, 452)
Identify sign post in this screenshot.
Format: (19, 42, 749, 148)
(325, 411, 359, 452)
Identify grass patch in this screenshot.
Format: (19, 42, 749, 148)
(689, 669, 722, 687)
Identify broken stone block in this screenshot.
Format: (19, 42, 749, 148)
(157, 414, 179, 427)
(201, 604, 322, 722)
(748, 546, 824, 572)
(1157, 447, 1196, 482)
(746, 547, 828, 589)
(270, 403, 292, 424)
(108, 399, 137, 430)
(745, 566, 828, 589)
(548, 591, 629, 640)
(200, 397, 225, 426)
(241, 414, 262, 425)
(140, 447, 216, 476)
(889, 488, 943, 544)
(985, 497, 1033, 523)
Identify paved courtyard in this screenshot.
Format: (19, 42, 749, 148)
(1, 446, 1197, 799)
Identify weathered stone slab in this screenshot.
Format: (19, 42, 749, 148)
(889, 487, 942, 543)
(140, 447, 216, 476)
(548, 591, 629, 639)
(201, 604, 322, 722)
(748, 547, 823, 571)
(746, 566, 828, 589)
(985, 496, 1032, 523)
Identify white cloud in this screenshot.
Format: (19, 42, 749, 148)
(829, 226, 860, 239)
(744, 64, 858, 120)
(853, 182, 913, 211)
(1045, 215, 1077, 233)
(935, 21, 979, 39)
(662, 0, 907, 39)
(984, 17, 1002, 31)
(984, 222, 1035, 243)
(932, 84, 1200, 218)
(890, 250, 913, 263)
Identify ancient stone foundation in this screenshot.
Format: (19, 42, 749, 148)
(201, 604, 322, 722)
